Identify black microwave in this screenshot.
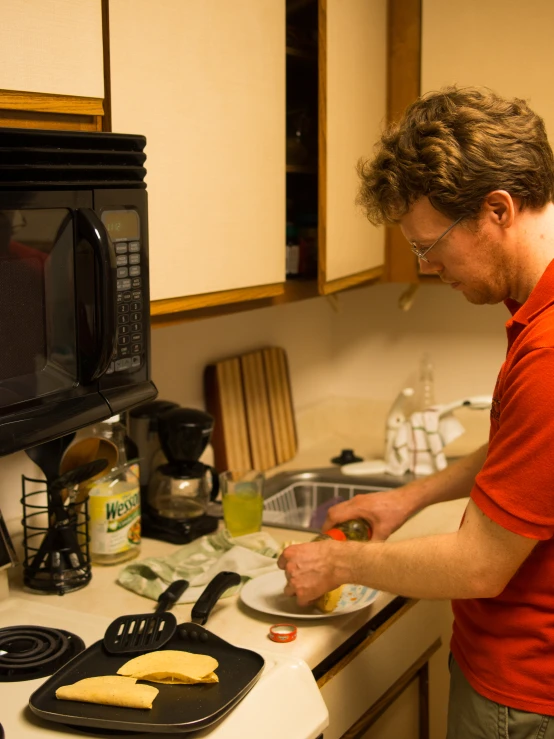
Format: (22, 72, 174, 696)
(0, 127, 157, 456)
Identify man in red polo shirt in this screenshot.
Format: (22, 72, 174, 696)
(278, 86, 554, 737)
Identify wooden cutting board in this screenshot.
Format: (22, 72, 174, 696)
(204, 347, 297, 472)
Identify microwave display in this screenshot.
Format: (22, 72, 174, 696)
(102, 210, 140, 242)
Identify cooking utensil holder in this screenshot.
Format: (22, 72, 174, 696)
(21, 475, 91, 595)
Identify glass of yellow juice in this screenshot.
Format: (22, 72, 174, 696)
(220, 470, 264, 537)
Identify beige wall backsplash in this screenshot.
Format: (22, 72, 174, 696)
(150, 282, 506, 411)
(0, 282, 507, 529)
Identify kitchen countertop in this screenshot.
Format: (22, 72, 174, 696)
(9, 495, 468, 673)
(5, 409, 474, 708)
(0, 398, 485, 739)
(5, 441, 469, 739)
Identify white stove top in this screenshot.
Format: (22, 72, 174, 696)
(0, 598, 328, 739)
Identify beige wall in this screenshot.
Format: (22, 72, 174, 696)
(149, 282, 505, 411)
(0, 282, 507, 528)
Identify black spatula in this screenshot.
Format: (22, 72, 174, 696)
(103, 579, 189, 655)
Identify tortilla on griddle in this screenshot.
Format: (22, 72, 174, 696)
(117, 649, 219, 684)
(55, 675, 159, 709)
(143, 671, 219, 684)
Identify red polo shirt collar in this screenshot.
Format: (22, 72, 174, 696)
(504, 258, 554, 345)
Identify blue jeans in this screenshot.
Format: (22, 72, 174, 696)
(447, 656, 553, 739)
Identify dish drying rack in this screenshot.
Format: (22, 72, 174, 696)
(263, 479, 382, 531)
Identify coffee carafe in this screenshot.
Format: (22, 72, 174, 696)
(145, 408, 219, 543)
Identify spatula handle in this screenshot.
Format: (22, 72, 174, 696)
(191, 571, 241, 626)
(155, 579, 190, 612)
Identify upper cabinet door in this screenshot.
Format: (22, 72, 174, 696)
(319, 0, 387, 295)
(109, 0, 286, 305)
(422, 0, 554, 141)
(0, 0, 104, 98)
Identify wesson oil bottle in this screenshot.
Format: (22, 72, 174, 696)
(314, 519, 371, 613)
(87, 414, 142, 565)
(88, 462, 142, 565)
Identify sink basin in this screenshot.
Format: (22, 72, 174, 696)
(262, 467, 404, 533)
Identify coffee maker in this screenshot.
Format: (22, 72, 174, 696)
(144, 408, 219, 544)
(128, 400, 180, 495)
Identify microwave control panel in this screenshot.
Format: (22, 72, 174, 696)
(102, 209, 144, 375)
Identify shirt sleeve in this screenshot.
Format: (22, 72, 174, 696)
(472, 347, 554, 540)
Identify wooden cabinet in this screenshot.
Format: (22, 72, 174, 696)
(0, 0, 105, 131)
(107, 0, 387, 323)
(286, 0, 387, 296)
(108, 0, 286, 315)
(318, 0, 387, 294)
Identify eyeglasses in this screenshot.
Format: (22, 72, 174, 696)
(409, 215, 464, 262)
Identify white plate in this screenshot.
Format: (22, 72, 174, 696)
(240, 570, 380, 619)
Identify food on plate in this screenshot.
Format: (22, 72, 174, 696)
(117, 649, 219, 684)
(316, 585, 343, 613)
(55, 675, 159, 709)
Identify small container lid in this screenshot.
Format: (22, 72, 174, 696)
(269, 623, 297, 643)
(325, 528, 348, 541)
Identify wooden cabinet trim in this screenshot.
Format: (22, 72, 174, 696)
(0, 89, 104, 116)
(317, 0, 328, 293)
(0, 111, 103, 132)
(319, 266, 384, 295)
(0, 90, 104, 132)
(151, 283, 285, 318)
(101, 0, 112, 132)
(150, 280, 321, 327)
(385, 0, 422, 283)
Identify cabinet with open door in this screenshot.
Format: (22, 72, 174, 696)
(285, 0, 387, 298)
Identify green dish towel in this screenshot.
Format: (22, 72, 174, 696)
(117, 529, 281, 603)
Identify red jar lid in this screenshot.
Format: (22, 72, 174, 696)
(269, 623, 297, 643)
(325, 528, 347, 541)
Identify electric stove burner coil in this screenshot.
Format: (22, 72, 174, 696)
(0, 625, 85, 681)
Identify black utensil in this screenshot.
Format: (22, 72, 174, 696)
(187, 570, 241, 626)
(25, 433, 76, 483)
(103, 579, 189, 655)
(47, 485, 86, 571)
(49, 458, 110, 498)
(28, 459, 108, 575)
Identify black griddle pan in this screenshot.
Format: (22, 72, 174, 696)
(29, 572, 265, 734)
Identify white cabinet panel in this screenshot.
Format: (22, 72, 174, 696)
(109, 0, 286, 302)
(324, 0, 386, 284)
(361, 679, 420, 739)
(0, 0, 104, 98)
(422, 0, 554, 144)
(319, 599, 440, 739)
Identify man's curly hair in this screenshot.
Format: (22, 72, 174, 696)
(357, 86, 554, 225)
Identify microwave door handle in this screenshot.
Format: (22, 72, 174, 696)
(76, 208, 117, 380)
